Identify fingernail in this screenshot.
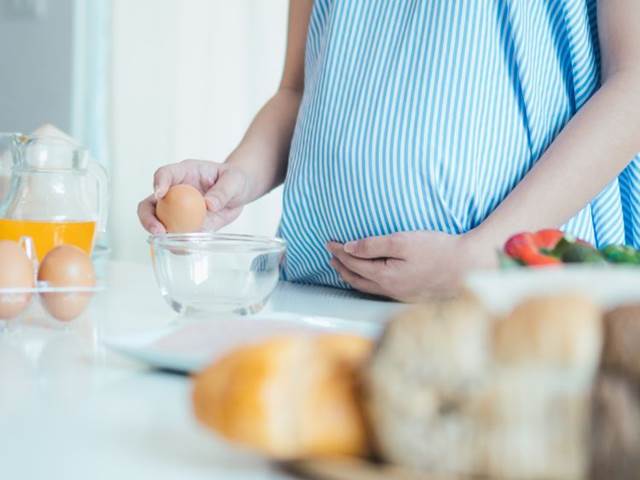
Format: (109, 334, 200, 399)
(150, 225, 163, 235)
(344, 241, 357, 253)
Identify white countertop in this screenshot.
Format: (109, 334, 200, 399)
(0, 261, 399, 480)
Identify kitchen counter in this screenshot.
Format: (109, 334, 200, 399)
(0, 261, 399, 480)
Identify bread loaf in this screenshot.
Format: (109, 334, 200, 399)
(365, 293, 602, 479)
(591, 305, 640, 480)
(601, 304, 640, 379)
(590, 373, 640, 480)
(192, 334, 372, 459)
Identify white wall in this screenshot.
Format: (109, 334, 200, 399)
(110, 0, 288, 262)
(0, 0, 75, 132)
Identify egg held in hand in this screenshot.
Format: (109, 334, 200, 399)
(38, 245, 96, 322)
(156, 184, 207, 233)
(0, 240, 35, 319)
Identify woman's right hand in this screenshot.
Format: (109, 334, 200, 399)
(138, 159, 251, 234)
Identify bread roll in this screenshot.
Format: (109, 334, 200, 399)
(590, 373, 640, 480)
(481, 373, 593, 479)
(601, 304, 640, 379)
(192, 334, 372, 459)
(493, 295, 602, 370)
(365, 293, 601, 479)
(364, 295, 493, 474)
(370, 293, 492, 387)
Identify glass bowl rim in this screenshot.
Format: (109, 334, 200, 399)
(148, 232, 286, 253)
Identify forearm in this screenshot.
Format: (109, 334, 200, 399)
(226, 86, 302, 202)
(473, 70, 640, 249)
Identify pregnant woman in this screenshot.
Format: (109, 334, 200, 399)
(138, 0, 640, 301)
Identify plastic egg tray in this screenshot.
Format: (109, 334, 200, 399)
(0, 282, 104, 328)
(0, 236, 103, 328)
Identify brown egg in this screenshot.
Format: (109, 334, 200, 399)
(156, 184, 207, 233)
(0, 240, 35, 319)
(38, 245, 96, 322)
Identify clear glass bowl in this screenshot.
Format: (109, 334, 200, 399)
(148, 233, 286, 316)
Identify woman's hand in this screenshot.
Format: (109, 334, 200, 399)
(138, 159, 252, 234)
(326, 230, 496, 302)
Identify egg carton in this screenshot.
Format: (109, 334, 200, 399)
(0, 282, 105, 328)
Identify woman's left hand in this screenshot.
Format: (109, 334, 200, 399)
(326, 230, 495, 302)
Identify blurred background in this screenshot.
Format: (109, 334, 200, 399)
(0, 0, 288, 262)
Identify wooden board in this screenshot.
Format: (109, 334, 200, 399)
(280, 458, 476, 480)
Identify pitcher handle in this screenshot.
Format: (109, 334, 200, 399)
(0, 133, 23, 216)
(87, 160, 109, 233)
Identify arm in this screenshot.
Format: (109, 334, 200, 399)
(139, 0, 312, 233)
(471, 0, 640, 249)
(225, 0, 312, 202)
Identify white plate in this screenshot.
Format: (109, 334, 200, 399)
(106, 267, 640, 373)
(103, 312, 382, 373)
(466, 266, 640, 313)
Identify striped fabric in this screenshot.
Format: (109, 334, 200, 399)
(278, 0, 636, 288)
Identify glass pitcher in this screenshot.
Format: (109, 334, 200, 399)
(0, 133, 108, 261)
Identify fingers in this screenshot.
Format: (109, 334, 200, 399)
(203, 206, 244, 232)
(153, 160, 220, 199)
(137, 195, 166, 234)
(343, 233, 408, 259)
(330, 257, 385, 296)
(204, 169, 245, 212)
(326, 242, 386, 279)
(153, 164, 187, 199)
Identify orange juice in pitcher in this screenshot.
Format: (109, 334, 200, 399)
(0, 219, 96, 261)
(0, 133, 108, 260)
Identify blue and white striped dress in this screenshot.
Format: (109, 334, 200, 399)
(278, 0, 640, 287)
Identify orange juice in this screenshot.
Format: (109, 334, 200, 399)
(0, 219, 96, 261)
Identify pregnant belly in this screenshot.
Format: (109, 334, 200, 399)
(282, 133, 530, 246)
